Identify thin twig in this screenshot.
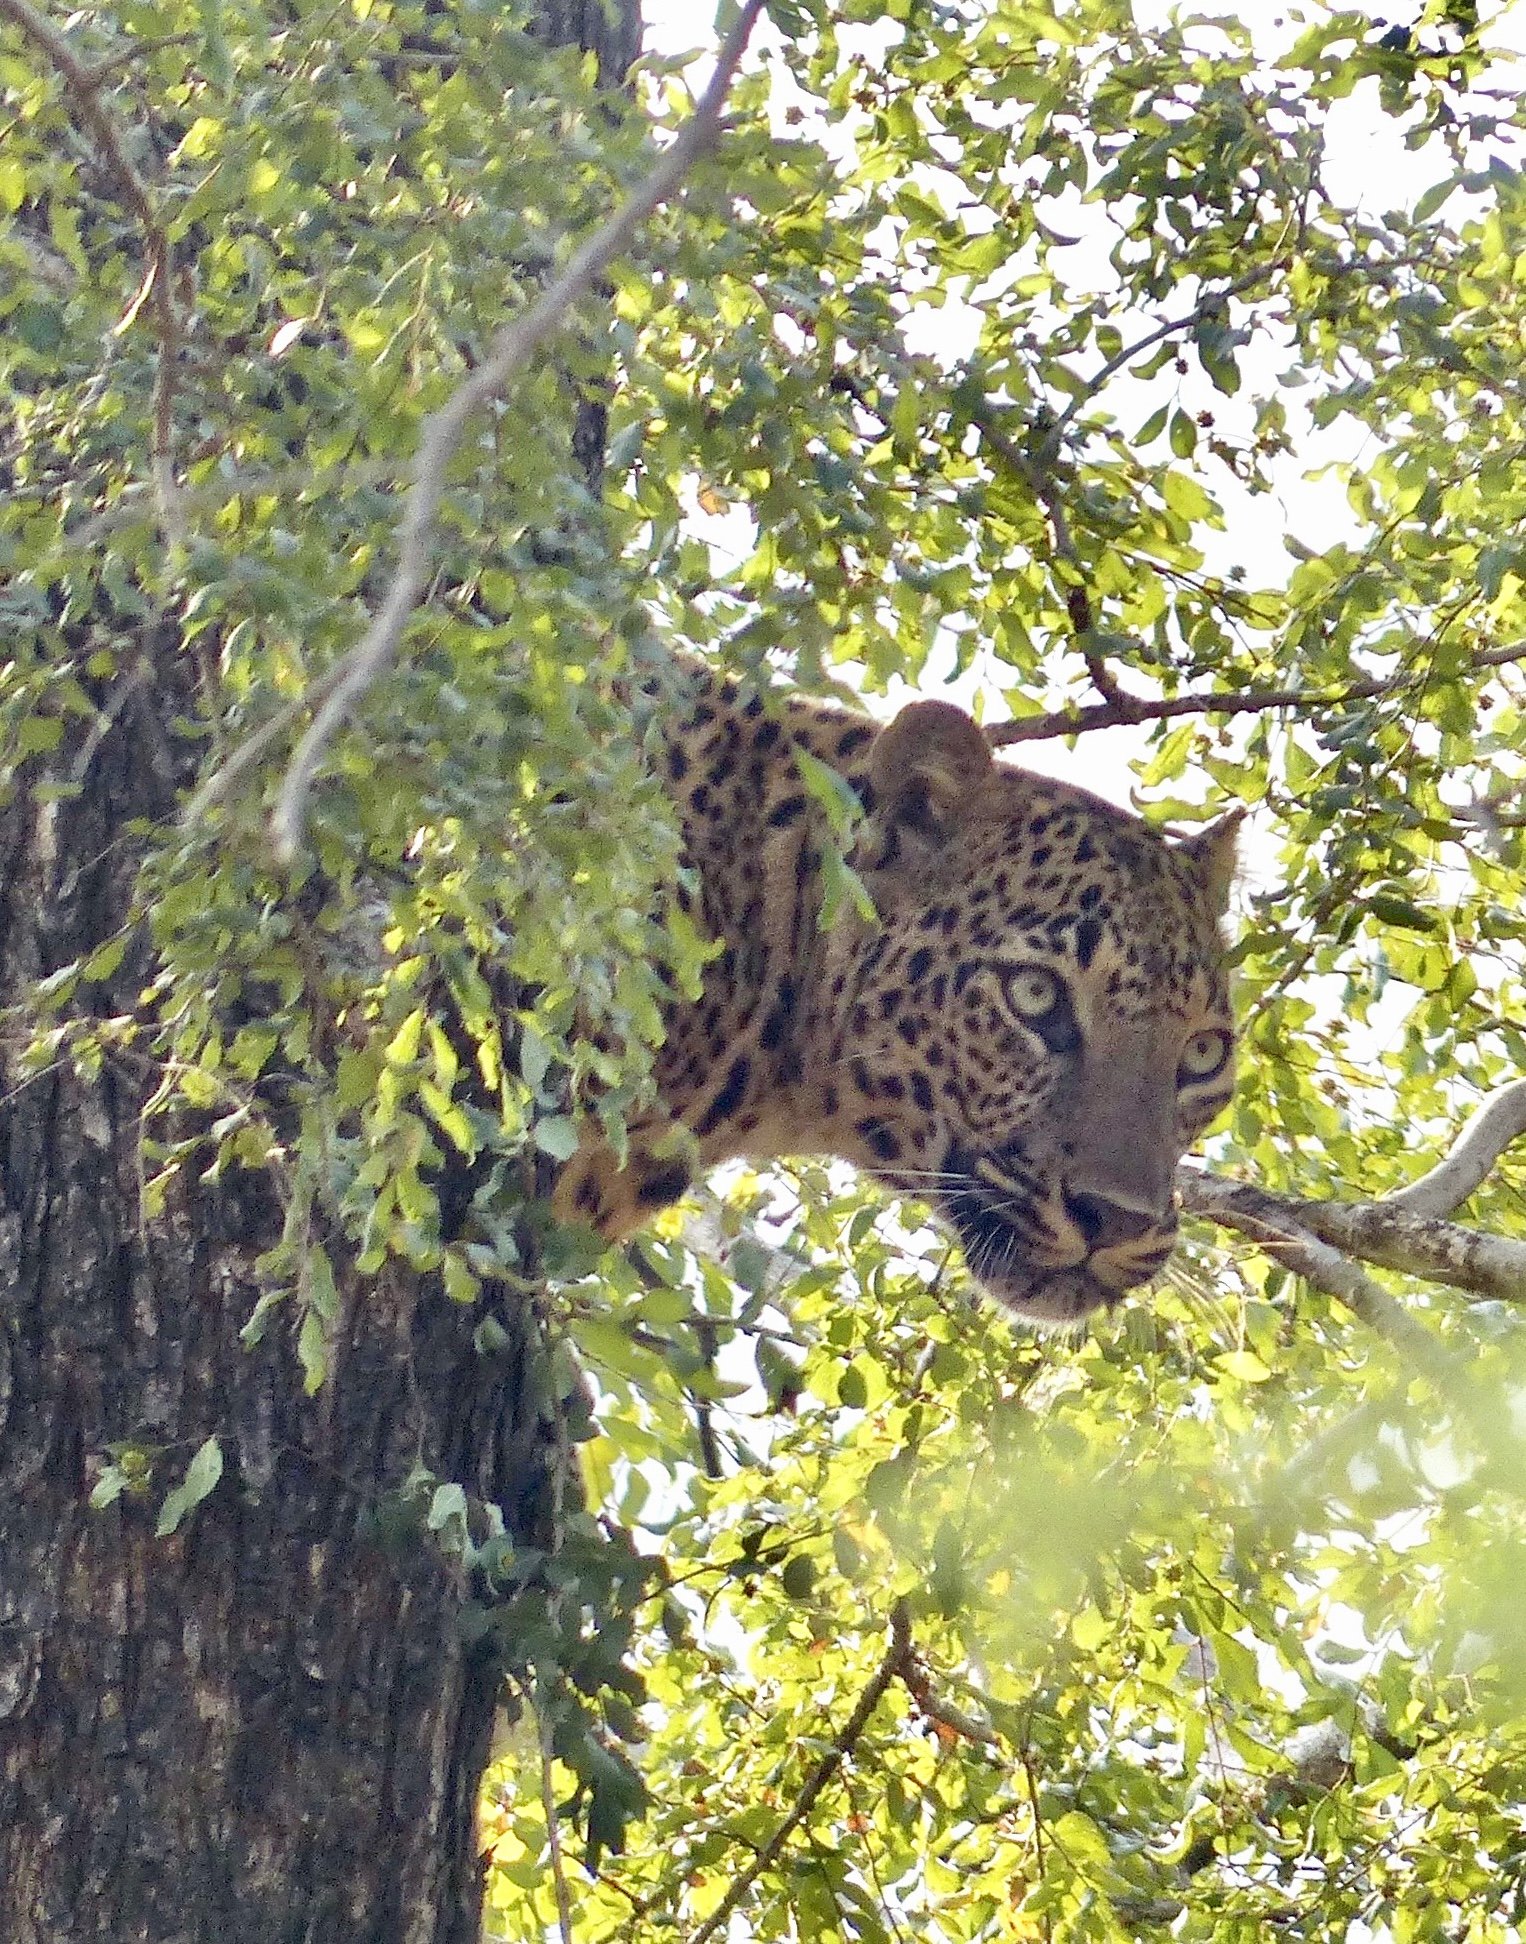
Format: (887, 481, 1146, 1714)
(538, 1699, 575, 1944)
(841, 1768, 915, 1944)
(689, 1600, 913, 1944)
(832, 355, 1113, 680)
(961, 399, 1104, 653)
(84, 30, 194, 82)
(1019, 1747, 1050, 1942)
(254, 0, 768, 862)
(0, 0, 185, 541)
(1043, 259, 1289, 454)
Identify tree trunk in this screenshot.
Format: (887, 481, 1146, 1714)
(0, 4, 641, 1936)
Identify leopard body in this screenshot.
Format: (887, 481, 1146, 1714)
(555, 659, 1238, 1322)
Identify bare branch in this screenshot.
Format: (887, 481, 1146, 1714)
(249, 0, 767, 863)
(1301, 1197, 1526, 1304)
(901, 1654, 999, 1747)
(983, 645, 1526, 748)
(986, 676, 1362, 747)
(1179, 1166, 1526, 1306)
(0, 0, 185, 541)
(1384, 1077, 1526, 1220)
(689, 1600, 913, 1944)
(1179, 1077, 1526, 1311)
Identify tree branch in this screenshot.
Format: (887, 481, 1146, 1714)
(1297, 1195, 1526, 1304)
(900, 1653, 999, 1747)
(689, 1600, 913, 1944)
(181, 662, 352, 828)
(0, 0, 185, 541)
(240, 0, 767, 863)
(1179, 1165, 1526, 1307)
(1384, 1076, 1526, 1220)
(1179, 1075, 1526, 1311)
(836, 277, 1522, 752)
(538, 1701, 575, 1944)
(1177, 1171, 1485, 1413)
(983, 643, 1526, 747)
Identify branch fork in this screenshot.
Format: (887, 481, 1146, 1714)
(1182, 1079, 1526, 1404)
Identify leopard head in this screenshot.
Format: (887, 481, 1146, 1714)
(820, 701, 1240, 1323)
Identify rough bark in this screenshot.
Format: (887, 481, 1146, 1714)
(0, 807, 564, 1941)
(0, 3, 642, 1937)
(1179, 1164, 1526, 1304)
(528, 0, 641, 84)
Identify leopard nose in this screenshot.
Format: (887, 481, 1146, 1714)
(1062, 1188, 1162, 1252)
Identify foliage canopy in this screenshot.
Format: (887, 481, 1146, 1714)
(4, 0, 1526, 1937)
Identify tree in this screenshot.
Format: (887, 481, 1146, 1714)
(0, 2, 657, 1937)
(2, 1, 1525, 1941)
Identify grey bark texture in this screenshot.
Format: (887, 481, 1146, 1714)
(0, 4, 642, 1937)
(529, 0, 642, 82)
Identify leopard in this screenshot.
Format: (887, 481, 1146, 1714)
(553, 656, 1240, 1323)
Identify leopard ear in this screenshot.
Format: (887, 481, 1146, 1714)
(1178, 807, 1244, 916)
(869, 700, 992, 850)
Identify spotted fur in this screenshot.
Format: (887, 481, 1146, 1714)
(553, 659, 1239, 1322)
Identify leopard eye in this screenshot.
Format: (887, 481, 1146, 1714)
(1003, 965, 1063, 1018)
(1178, 1029, 1232, 1085)
(1001, 964, 1080, 1055)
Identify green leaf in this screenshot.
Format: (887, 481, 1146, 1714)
(89, 1467, 127, 1510)
(534, 1115, 581, 1161)
(1136, 403, 1170, 444)
(1215, 1349, 1272, 1383)
(155, 1437, 224, 1538)
(18, 716, 62, 755)
(428, 1482, 469, 1540)
(297, 1308, 328, 1395)
(1368, 892, 1439, 933)
(444, 1252, 480, 1305)
(779, 1553, 816, 1599)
